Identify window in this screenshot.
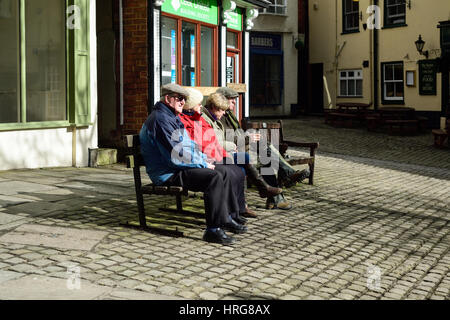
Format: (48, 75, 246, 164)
(0, 0, 19, 123)
(382, 62, 404, 102)
(250, 54, 282, 106)
(343, 0, 359, 33)
(0, 0, 90, 128)
(161, 15, 217, 87)
(259, 0, 287, 16)
(339, 70, 363, 97)
(161, 16, 177, 86)
(384, 0, 406, 26)
(200, 26, 214, 86)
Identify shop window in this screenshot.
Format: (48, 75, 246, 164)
(201, 26, 214, 86)
(382, 62, 404, 103)
(26, 0, 66, 122)
(250, 54, 282, 106)
(226, 31, 238, 49)
(0, 0, 19, 123)
(339, 70, 363, 97)
(161, 16, 177, 86)
(343, 0, 359, 33)
(161, 15, 217, 87)
(384, 0, 406, 27)
(181, 21, 196, 86)
(0, 0, 90, 128)
(259, 0, 287, 16)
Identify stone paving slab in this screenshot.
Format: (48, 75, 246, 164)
(0, 275, 111, 300)
(5, 201, 70, 216)
(0, 224, 108, 251)
(0, 212, 27, 225)
(0, 195, 35, 207)
(0, 270, 24, 284)
(0, 181, 58, 196)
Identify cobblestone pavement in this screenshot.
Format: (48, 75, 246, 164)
(0, 116, 449, 300)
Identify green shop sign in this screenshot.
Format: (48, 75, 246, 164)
(162, 0, 218, 25)
(227, 8, 242, 31)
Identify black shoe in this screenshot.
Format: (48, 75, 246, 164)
(223, 219, 248, 234)
(234, 215, 247, 225)
(203, 228, 236, 245)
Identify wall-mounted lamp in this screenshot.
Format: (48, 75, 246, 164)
(415, 35, 429, 59)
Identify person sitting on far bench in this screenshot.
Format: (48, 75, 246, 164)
(139, 83, 246, 245)
(216, 87, 310, 210)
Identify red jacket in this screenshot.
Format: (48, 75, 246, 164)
(179, 112, 228, 162)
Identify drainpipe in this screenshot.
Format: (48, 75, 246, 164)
(148, 0, 155, 112)
(373, 0, 379, 110)
(119, 0, 124, 125)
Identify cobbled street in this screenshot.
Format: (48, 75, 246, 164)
(0, 116, 449, 300)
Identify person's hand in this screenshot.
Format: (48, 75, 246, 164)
(249, 133, 261, 142)
(207, 163, 215, 170)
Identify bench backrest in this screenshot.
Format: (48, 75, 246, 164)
(242, 119, 286, 144)
(125, 135, 145, 169)
(184, 83, 246, 97)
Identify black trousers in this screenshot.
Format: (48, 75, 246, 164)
(214, 164, 246, 217)
(164, 166, 241, 228)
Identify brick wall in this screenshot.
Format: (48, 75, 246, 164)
(122, 0, 149, 135)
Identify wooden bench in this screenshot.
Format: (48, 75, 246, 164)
(385, 119, 419, 135)
(242, 120, 319, 185)
(124, 134, 205, 236)
(432, 129, 448, 148)
(366, 114, 381, 131)
(327, 112, 359, 128)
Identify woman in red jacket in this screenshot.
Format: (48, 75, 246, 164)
(179, 88, 282, 217)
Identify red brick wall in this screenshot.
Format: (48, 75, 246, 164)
(122, 0, 149, 135)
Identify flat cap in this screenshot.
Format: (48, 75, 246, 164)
(216, 87, 239, 99)
(161, 83, 189, 98)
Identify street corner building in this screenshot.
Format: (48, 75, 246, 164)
(308, 0, 450, 128)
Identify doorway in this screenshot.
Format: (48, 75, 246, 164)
(226, 51, 242, 120)
(97, 0, 119, 147)
(309, 63, 324, 114)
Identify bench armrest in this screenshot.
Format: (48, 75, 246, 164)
(283, 140, 319, 156)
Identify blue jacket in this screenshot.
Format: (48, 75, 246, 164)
(139, 101, 208, 185)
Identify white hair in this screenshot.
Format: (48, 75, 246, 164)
(184, 87, 204, 110)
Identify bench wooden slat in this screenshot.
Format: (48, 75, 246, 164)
(242, 120, 318, 185)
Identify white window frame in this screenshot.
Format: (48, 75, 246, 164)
(259, 0, 287, 16)
(339, 69, 363, 97)
(343, 0, 359, 32)
(385, 0, 406, 25)
(383, 63, 404, 101)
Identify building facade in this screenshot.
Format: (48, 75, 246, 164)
(0, 0, 98, 170)
(249, 0, 301, 117)
(309, 0, 450, 127)
(100, 0, 270, 144)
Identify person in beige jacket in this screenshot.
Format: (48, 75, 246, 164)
(201, 93, 282, 217)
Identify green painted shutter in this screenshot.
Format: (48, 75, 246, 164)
(68, 0, 90, 125)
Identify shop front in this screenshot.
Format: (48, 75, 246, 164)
(0, 0, 98, 170)
(143, 0, 268, 124)
(249, 32, 283, 113)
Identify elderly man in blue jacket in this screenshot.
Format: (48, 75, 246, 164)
(139, 83, 247, 245)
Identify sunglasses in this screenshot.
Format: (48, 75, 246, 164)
(171, 95, 186, 102)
